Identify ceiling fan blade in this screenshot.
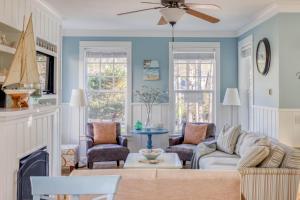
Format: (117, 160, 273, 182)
(117, 7, 164, 15)
(157, 16, 168, 25)
(185, 8, 220, 23)
(141, 1, 161, 5)
(184, 3, 221, 10)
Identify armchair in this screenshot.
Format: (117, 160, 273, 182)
(166, 122, 216, 165)
(86, 122, 129, 169)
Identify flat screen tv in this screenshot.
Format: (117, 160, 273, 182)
(36, 52, 55, 94)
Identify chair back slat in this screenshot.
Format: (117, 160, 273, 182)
(30, 176, 120, 197)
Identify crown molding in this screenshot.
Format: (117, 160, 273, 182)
(62, 29, 237, 38)
(237, 1, 300, 36)
(35, 0, 62, 21)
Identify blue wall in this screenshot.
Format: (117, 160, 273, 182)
(239, 15, 280, 108)
(239, 13, 300, 108)
(62, 36, 238, 103)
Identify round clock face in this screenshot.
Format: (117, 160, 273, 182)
(256, 38, 271, 75)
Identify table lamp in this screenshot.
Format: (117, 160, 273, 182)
(223, 88, 241, 126)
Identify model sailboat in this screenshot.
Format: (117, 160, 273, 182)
(2, 14, 40, 108)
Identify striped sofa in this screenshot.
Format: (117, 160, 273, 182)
(197, 130, 300, 200)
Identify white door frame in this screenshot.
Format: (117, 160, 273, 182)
(238, 35, 254, 131)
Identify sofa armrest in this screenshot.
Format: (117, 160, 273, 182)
(202, 137, 217, 145)
(239, 168, 300, 200)
(117, 136, 128, 147)
(169, 136, 184, 146)
(86, 136, 94, 150)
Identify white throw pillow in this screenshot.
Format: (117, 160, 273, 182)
(217, 125, 241, 154)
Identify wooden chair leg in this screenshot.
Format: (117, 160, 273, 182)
(116, 160, 120, 167)
(182, 160, 186, 166)
(70, 166, 75, 172)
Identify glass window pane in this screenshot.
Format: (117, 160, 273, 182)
(114, 57, 127, 63)
(114, 64, 127, 77)
(175, 64, 187, 76)
(87, 63, 100, 76)
(101, 57, 114, 63)
(114, 76, 126, 90)
(88, 76, 100, 90)
(87, 57, 100, 63)
(87, 92, 125, 122)
(101, 77, 113, 90)
(101, 64, 114, 76)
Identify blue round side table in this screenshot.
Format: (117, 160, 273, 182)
(132, 128, 169, 149)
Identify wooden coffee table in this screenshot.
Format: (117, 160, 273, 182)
(124, 153, 182, 169)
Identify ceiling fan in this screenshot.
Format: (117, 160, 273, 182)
(117, 0, 220, 25)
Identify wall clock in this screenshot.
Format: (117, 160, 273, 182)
(256, 38, 271, 76)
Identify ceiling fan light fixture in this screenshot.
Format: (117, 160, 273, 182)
(159, 8, 185, 24)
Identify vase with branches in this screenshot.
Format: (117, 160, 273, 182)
(135, 86, 165, 129)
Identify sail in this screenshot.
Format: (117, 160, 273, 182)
(2, 15, 40, 88)
(20, 15, 40, 85)
(2, 32, 24, 87)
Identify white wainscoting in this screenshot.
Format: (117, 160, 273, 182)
(0, 106, 60, 200)
(252, 105, 279, 139)
(278, 109, 300, 148)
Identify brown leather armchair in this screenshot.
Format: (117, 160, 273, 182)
(86, 122, 129, 169)
(166, 122, 216, 165)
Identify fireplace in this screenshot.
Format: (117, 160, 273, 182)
(17, 147, 49, 200)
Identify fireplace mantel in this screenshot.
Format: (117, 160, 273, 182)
(0, 105, 60, 200)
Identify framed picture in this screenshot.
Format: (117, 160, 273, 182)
(143, 60, 160, 81)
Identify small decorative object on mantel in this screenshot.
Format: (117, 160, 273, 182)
(256, 38, 271, 76)
(36, 37, 57, 53)
(135, 86, 165, 129)
(143, 60, 160, 81)
(1, 14, 40, 108)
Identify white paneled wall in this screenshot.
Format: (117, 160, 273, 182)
(252, 105, 279, 139)
(278, 109, 300, 147)
(0, 106, 60, 200)
(0, 0, 61, 45)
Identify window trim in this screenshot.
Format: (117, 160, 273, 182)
(79, 41, 132, 135)
(168, 42, 221, 134)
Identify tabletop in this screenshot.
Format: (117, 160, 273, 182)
(131, 128, 169, 135)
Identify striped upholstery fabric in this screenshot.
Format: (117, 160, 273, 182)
(280, 146, 300, 169)
(238, 145, 270, 168)
(236, 133, 270, 157)
(217, 125, 241, 154)
(240, 168, 300, 200)
(260, 144, 285, 168)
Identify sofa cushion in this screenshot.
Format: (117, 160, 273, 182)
(237, 145, 270, 168)
(235, 132, 270, 157)
(183, 123, 208, 145)
(87, 144, 129, 161)
(260, 144, 285, 168)
(199, 154, 239, 170)
(182, 122, 216, 138)
(279, 143, 300, 169)
(217, 125, 241, 154)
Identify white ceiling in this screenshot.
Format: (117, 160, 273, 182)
(45, 0, 293, 32)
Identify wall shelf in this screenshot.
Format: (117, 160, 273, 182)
(0, 44, 16, 55)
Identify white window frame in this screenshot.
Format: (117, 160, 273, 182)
(79, 41, 132, 135)
(169, 42, 221, 134)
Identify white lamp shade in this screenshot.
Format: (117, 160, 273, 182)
(223, 88, 241, 106)
(69, 89, 87, 107)
(159, 8, 185, 23)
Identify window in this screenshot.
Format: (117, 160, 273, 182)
(170, 43, 218, 132)
(82, 42, 131, 133)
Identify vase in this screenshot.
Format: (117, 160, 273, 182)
(145, 111, 152, 130)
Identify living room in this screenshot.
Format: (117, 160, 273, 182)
(0, 0, 300, 200)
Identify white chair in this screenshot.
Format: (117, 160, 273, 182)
(30, 175, 121, 200)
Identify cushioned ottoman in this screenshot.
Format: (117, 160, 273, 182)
(61, 144, 79, 171)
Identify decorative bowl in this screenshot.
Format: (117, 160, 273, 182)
(139, 148, 164, 160)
